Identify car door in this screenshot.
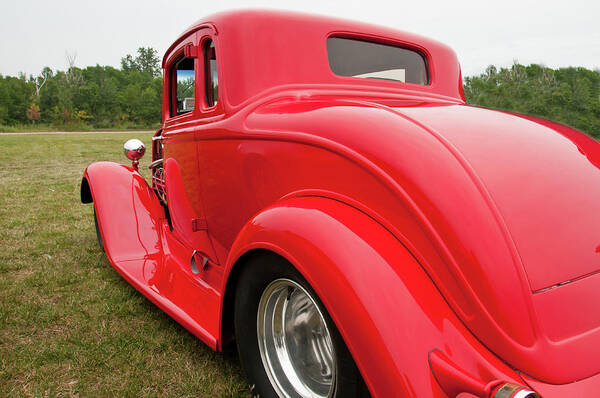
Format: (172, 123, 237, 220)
(191, 31, 234, 266)
(193, 33, 296, 266)
(161, 29, 220, 258)
(159, 32, 223, 327)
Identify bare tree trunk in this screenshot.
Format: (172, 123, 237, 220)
(65, 51, 82, 85)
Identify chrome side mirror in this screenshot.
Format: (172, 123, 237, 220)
(123, 139, 145, 170)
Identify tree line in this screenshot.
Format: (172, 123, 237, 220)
(464, 63, 600, 138)
(1, 49, 598, 137)
(0, 48, 162, 130)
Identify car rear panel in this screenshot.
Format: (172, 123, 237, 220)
(396, 104, 600, 384)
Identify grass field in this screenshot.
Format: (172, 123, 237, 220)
(0, 133, 250, 397)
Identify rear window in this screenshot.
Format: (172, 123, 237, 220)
(326, 37, 429, 85)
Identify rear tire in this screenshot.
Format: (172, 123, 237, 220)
(234, 253, 370, 398)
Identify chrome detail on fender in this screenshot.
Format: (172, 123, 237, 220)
(493, 383, 539, 398)
(257, 279, 336, 398)
(123, 139, 146, 160)
(123, 139, 146, 170)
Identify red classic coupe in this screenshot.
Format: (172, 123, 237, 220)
(81, 10, 600, 398)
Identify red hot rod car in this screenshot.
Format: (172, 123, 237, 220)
(81, 10, 600, 398)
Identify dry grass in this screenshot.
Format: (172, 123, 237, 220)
(0, 133, 249, 397)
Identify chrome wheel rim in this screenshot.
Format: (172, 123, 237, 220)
(257, 279, 336, 398)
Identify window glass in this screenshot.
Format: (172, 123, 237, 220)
(204, 40, 218, 107)
(172, 57, 195, 116)
(326, 37, 429, 85)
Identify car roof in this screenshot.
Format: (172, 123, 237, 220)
(164, 9, 464, 109)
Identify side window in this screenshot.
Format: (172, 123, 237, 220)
(171, 56, 195, 116)
(203, 40, 218, 107)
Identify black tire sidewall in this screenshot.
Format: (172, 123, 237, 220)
(93, 207, 104, 252)
(234, 253, 368, 398)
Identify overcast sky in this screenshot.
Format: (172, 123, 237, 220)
(1, 0, 598, 78)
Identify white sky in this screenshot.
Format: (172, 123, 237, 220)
(1, 0, 598, 78)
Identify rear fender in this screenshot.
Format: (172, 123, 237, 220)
(81, 161, 165, 263)
(222, 196, 521, 397)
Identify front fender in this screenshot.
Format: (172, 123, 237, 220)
(81, 161, 164, 263)
(222, 196, 521, 398)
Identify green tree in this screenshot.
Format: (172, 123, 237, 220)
(121, 47, 161, 78)
(0, 74, 35, 124)
(465, 63, 600, 138)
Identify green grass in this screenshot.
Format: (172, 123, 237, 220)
(0, 133, 249, 397)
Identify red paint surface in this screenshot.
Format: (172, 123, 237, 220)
(81, 10, 600, 397)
